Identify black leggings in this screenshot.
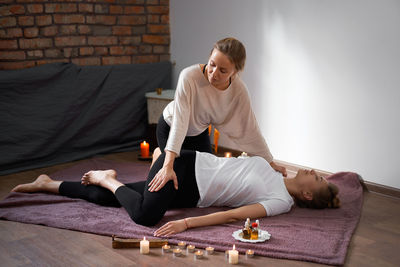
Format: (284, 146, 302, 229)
(59, 151, 199, 226)
(156, 115, 212, 154)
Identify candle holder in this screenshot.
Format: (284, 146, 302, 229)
(246, 249, 254, 258)
(187, 244, 195, 253)
(194, 250, 203, 260)
(173, 248, 182, 257)
(177, 241, 186, 249)
(156, 87, 163, 95)
(162, 244, 171, 254)
(205, 246, 214, 255)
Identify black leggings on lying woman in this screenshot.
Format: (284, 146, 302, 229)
(59, 151, 199, 226)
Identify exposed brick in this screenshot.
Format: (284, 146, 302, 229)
(36, 59, 69, 66)
(0, 5, 25, 15)
(19, 38, 53, 49)
(45, 3, 77, 13)
(146, 0, 159, 5)
(125, 6, 144, 14)
(0, 40, 18, 49)
(94, 4, 108, 14)
(102, 56, 131, 65)
(45, 49, 62, 58)
(118, 15, 146, 25)
(132, 26, 146, 34)
(5, 28, 23, 38)
(153, 45, 168, 54)
(0, 17, 17, 27)
(0, 29, 6, 38)
(63, 47, 79, 58)
(147, 6, 168, 14)
(119, 36, 141, 45)
(72, 57, 101, 66)
(80, 47, 94, 56)
(79, 4, 93, 13)
(27, 50, 44, 58)
(27, 4, 43, 14)
(0, 61, 35, 70)
(60, 25, 77, 35)
(55, 36, 86, 47)
(24, 27, 39, 38)
(36, 15, 52, 26)
(139, 45, 152, 54)
(18, 16, 34, 26)
(88, 36, 117, 46)
(142, 34, 169, 45)
(78, 25, 91, 34)
(147, 24, 169, 34)
(124, 0, 145, 4)
(94, 47, 108, 55)
(91, 25, 112, 35)
(132, 55, 159, 64)
(160, 0, 169, 5)
(147, 15, 159, 24)
(86, 15, 116, 25)
(54, 14, 85, 24)
(112, 26, 131, 35)
(0, 51, 26, 60)
(159, 54, 170, 62)
(160, 14, 169, 24)
(110, 46, 137, 55)
(41, 25, 58, 36)
(109, 5, 122, 14)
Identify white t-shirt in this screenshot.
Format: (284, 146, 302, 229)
(195, 152, 294, 216)
(163, 64, 273, 162)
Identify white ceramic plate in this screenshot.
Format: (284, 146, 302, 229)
(232, 229, 271, 243)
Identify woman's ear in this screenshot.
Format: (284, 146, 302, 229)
(302, 190, 313, 201)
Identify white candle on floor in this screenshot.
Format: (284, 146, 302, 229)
(140, 236, 149, 254)
(228, 245, 239, 264)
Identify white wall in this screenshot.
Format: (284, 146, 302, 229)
(170, 0, 400, 189)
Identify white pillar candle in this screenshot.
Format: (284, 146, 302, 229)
(140, 237, 149, 254)
(228, 245, 239, 264)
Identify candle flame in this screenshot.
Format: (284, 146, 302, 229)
(233, 244, 235, 250)
(143, 236, 146, 240)
(143, 141, 147, 144)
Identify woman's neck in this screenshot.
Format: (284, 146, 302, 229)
(284, 177, 299, 197)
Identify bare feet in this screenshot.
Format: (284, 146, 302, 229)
(11, 174, 54, 193)
(81, 169, 117, 186)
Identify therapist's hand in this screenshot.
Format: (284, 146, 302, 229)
(270, 161, 287, 177)
(148, 165, 178, 192)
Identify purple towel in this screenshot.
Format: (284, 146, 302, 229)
(0, 158, 363, 265)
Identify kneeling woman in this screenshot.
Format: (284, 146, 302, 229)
(12, 149, 340, 236)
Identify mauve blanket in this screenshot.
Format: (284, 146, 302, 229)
(0, 158, 363, 265)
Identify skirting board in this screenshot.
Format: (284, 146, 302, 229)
(216, 146, 400, 199)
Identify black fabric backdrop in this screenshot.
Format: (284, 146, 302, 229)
(0, 62, 171, 175)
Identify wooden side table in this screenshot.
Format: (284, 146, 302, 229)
(145, 89, 175, 150)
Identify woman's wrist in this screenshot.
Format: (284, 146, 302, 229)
(183, 218, 189, 229)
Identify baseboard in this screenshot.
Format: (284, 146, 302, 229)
(216, 146, 400, 199)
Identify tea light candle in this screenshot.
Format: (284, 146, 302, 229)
(187, 244, 195, 253)
(162, 244, 171, 254)
(177, 241, 186, 249)
(140, 237, 149, 254)
(140, 141, 149, 158)
(173, 248, 182, 257)
(205, 246, 214, 255)
(224, 152, 232, 158)
(246, 249, 254, 258)
(194, 250, 203, 259)
(228, 245, 239, 264)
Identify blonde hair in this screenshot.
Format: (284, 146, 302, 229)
(295, 182, 341, 209)
(211, 37, 246, 72)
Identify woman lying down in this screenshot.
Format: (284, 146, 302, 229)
(12, 148, 340, 237)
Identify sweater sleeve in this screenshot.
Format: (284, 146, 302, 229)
(164, 70, 192, 156)
(219, 87, 274, 162)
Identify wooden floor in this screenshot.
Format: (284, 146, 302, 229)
(0, 150, 399, 266)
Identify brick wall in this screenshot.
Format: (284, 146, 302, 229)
(0, 0, 170, 70)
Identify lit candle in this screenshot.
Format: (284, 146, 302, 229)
(194, 250, 203, 259)
(246, 249, 254, 258)
(162, 244, 171, 254)
(205, 246, 214, 255)
(228, 245, 239, 264)
(177, 241, 186, 249)
(214, 128, 220, 153)
(224, 152, 232, 158)
(187, 244, 195, 253)
(173, 248, 182, 257)
(140, 141, 149, 158)
(140, 237, 149, 254)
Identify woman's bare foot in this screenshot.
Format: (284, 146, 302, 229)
(11, 174, 55, 193)
(81, 169, 117, 186)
